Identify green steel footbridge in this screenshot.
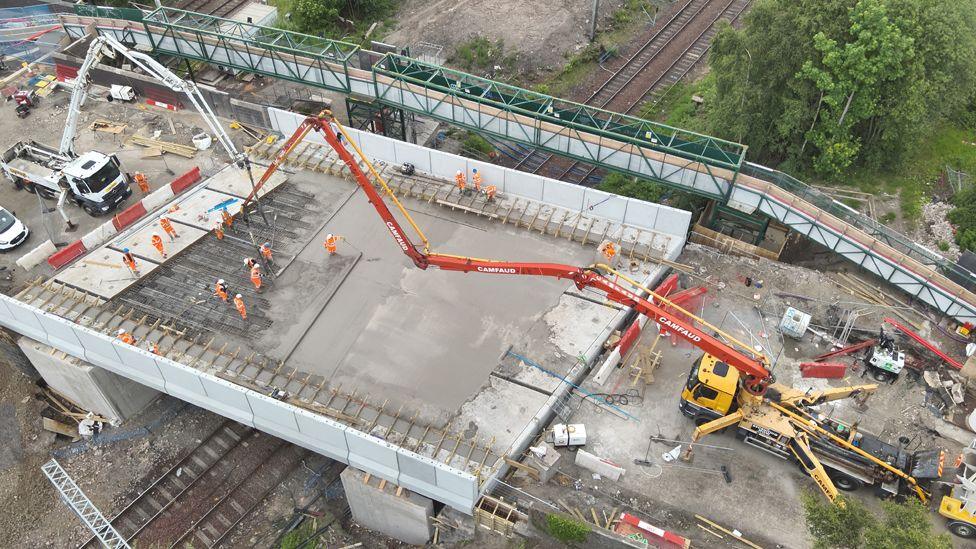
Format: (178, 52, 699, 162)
(58, 6, 976, 324)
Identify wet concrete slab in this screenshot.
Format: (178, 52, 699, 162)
(110, 219, 207, 263)
(205, 164, 288, 199)
(55, 247, 161, 299)
(261, 175, 599, 425)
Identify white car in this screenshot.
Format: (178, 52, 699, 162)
(0, 207, 29, 250)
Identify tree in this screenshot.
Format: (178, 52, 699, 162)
(707, 0, 976, 178)
(949, 185, 976, 252)
(864, 500, 952, 549)
(802, 494, 874, 549)
(798, 0, 914, 177)
(803, 493, 952, 549)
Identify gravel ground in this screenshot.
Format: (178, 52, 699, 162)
(386, 0, 628, 75)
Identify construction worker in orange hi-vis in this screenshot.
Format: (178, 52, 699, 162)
(250, 264, 263, 291)
(214, 279, 229, 302)
(472, 168, 483, 192)
(259, 241, 273, 263)
(148, 341, 160, 354)
(214, 221, 224, 240)
(121, 248, 140, 275)
(150, 233, 167, 259)
(159, 216, 178, 241)
(245, 257, 257, 270)
(484, 184, 497, 202)
(134, 172, 150, 194)
(116, 327, 136, 345)
(234, 294, 247, 320)
(221, 207, 233, 228)
(599, 240, 617, 262)
(454, 169, 466, 193)
(324, 233, 340, 255)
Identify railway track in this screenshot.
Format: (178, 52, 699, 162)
(79, 420, 255, 549)
(533, 0, 753, 186)
(169, 442, 307, 548)
(176, 0, 250, 18)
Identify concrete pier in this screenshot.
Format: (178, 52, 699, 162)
(341, 466, 434, 544)
(18, 337, 160, 424)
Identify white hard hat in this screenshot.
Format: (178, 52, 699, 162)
(117, 328, 125, 335)
(153, 232, 159, 237)
(218, 279, 225, 284)
(456, 169, 462, 174)
(327, 233, 334, 239)
(236, 294, 242, 298)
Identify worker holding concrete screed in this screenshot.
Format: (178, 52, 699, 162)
(150, 233, 167, 259)
(159, 216, 179, 241)
(121, 248, 139, 275)
(213, 279, 229, 302)
(234, 294, 247, 320)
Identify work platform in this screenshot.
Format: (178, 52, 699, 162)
(7, 127, 688, 513)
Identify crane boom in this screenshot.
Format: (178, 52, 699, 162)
(60, 35, 242, 163)
(249, 113, 775, 393)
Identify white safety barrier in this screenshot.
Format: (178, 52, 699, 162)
(80, 221, 118, 251)
(0, 293, 479, 513)
(16, 239, 57, 270)
(266, 108, 692, 240)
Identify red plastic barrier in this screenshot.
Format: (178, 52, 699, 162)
(169, 166, 201, 194)
(800, 362, 847, 379)
(47, 240, 86, 269)
(54, 62, 78, 82)
(618, 318, 642, 356)
(112, 201, 148, 231)
(616, 513, 689, 548)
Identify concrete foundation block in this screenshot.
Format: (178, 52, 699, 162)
(528, 443, 561, 484)
(575, 448, 625, 481)
(341, 466, 434, 545)
(18, 337, 160, 424)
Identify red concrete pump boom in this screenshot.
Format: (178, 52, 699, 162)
(245, 113, 775, 394)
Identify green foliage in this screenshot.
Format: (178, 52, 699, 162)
(797, 0, 914, 177)
(950, 184, 976, 252)
(460, 132, 494, 159)
(599, 172, 667, 203)
(879, 211, 896, 224)
(450, 36, 517, 76)
(640, 75, 714, 133)
(802, 494, 874, 549)
(598, 172, 706, 212)
(707, 0, 976, 179)
(803, 493, 951, 549)
(864, 500, 952, 549)
(899, 178, 927, 222)
(279, 522, 315, 549)
(273, 0, 396, 39)
(545, 514, 590, 544)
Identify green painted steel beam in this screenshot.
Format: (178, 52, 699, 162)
(373, 54, 747, 172)
(144, 7, 359, 63)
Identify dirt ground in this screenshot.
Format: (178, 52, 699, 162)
(513, 243, 973, 548)
(386, 0, 628, 75)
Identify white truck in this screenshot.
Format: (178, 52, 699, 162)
(1, 34, 243, 217)
(1, 141, 131, 215)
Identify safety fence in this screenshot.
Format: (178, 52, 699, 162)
(266, 108, 692, 240)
